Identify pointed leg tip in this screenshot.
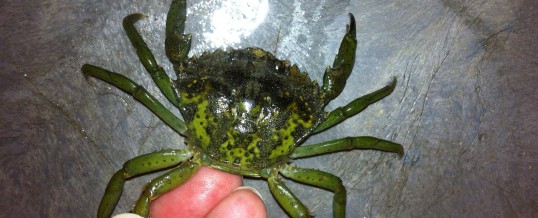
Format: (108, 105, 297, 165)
(348, 13, 355, 21)
(390, 77, 397, 87)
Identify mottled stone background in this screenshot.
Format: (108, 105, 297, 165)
(1, 0, 536, 217)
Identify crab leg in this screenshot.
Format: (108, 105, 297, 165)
(280, 165, 346, 218)
(165, 0, 192, 66)
(81, 64, 187, 134)
(97, 149, 194, 218)
(314, 78, 396, 133)
(133, 160, 201, 217)
(290, 136, 403, 159)
(267, 177, 310, 218)
(321, 14, 357, 103)
(123, 14, 180, 107)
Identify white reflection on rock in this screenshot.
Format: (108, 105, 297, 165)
(203, 0, 269, 48)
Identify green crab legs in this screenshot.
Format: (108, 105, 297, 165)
(97, 149, 195, 218)
(315, 78, 397, 133)
(264, 137, 401, 218)
(265, 165, 347, 218)
(99, 0, 191, 109)
(80, 65, 187, 134)
(123, 13, 180, 108)
(317, 12, 397, 133)
(133, 160, 201, 216)
(82, 1, 192, 134)
(291, 136, 403, 159)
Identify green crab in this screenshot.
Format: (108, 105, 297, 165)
(82, 0, 403, 217)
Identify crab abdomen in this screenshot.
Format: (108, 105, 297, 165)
(175, 48, 325, 172)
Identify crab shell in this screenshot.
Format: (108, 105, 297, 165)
(176, 48, 326, 174)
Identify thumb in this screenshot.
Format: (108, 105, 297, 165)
(206, 186, 267, 218)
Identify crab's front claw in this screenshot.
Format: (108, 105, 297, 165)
(165, 0, 191, 65)
(122, 13, 181, 108)
(322, 13, 357, 103)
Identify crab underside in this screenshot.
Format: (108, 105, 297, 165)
(81, 0, 403, 217)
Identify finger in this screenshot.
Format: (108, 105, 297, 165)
(206, 186, 267, 218)
(112, 213, 143, 218)
(150, 166, 243, 218)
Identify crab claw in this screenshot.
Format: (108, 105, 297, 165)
(321, 13, 357, 103)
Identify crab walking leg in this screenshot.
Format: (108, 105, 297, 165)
(280, 165, 346, 218)
(97, 149, 194, 218)
(81, 64, 187, 134)
(123, 14, 180, 107)
(291, 136, 403, 159)
(321, 14, 357, 103)
(267, 177, 310, 218)
(314, 78, 397, 133)
(133, 160, 202, 217)
(165, 0, 192, 66)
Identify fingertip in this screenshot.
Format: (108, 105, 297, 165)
(206, 186, 267, 218)
(233, 186, 263, 200)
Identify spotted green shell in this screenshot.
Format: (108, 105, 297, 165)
(176, 48, 326, 172)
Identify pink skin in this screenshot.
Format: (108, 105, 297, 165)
(150, 166, 267, 218)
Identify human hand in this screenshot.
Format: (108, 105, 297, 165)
(113, 166, 267, 218)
